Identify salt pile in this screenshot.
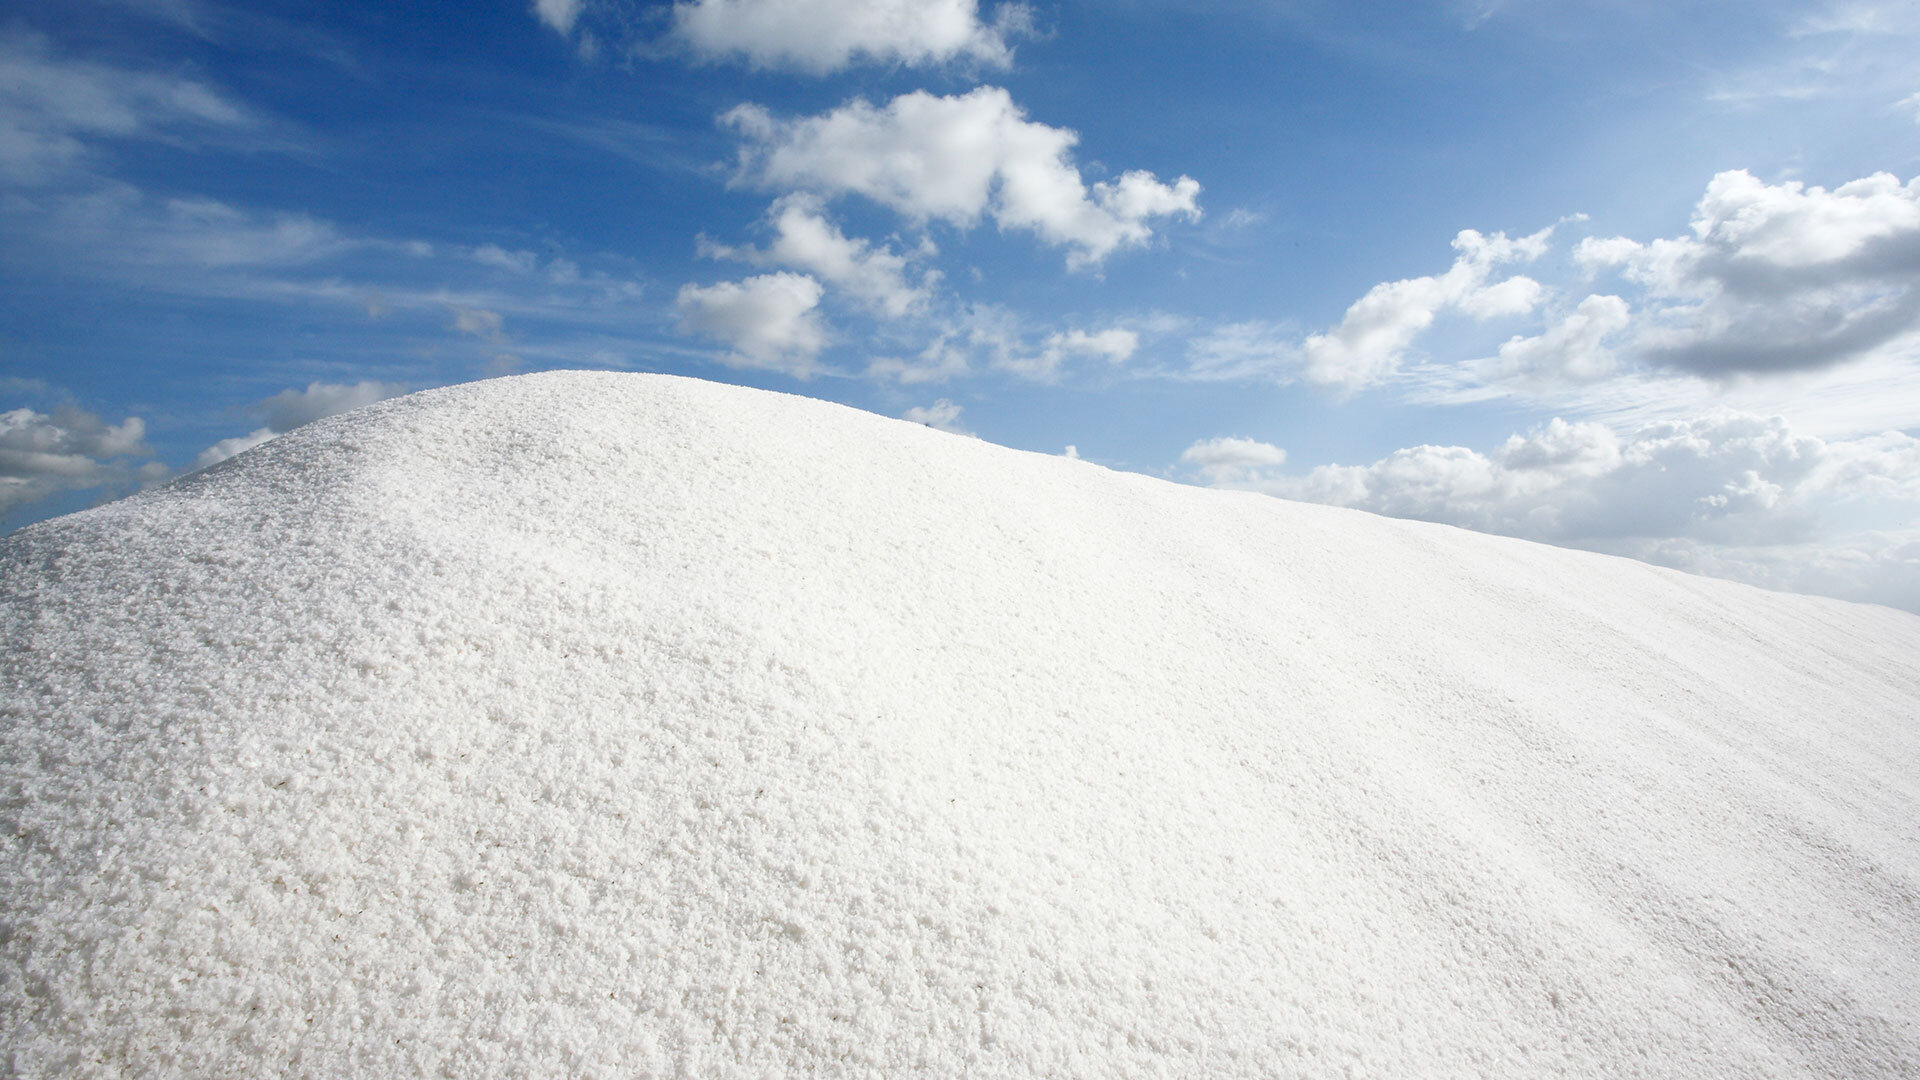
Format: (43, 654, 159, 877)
(3, 371, 1918, 1078)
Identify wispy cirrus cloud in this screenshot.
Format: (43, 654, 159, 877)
(1707, 0, 1920, 108)
(2, 178, 651, 346)
(863, 305, 1142, 384)
(0, 30, 258, 184)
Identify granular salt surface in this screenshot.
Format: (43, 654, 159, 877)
(4, 371, 1918, 1077)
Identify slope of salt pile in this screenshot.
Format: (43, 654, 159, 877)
(4, 371, 1919, 1078)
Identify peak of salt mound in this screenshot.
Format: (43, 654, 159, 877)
(4, 371, 1919, 1077)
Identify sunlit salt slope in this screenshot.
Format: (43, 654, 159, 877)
(5, 372, 1920, 1078)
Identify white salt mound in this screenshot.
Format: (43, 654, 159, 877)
(4, 372, 1919, 1078)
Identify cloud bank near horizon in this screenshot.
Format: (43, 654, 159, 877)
(1181, 411, 1920, 611)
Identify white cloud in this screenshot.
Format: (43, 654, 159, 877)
(865, 339, 971, 384)
(672, 0, 1028, 73)
(450, 305, 507, 342)
(1173, 228, 1549, 389)
(1573, 235, 1642, 270)
(472, 244, 539, 274)
(257, 380, 407, 432)
(194, 427, 275, 469)
(193, 380, 410, 471)
(675, 272, 828, 376)
(902, 398, 970, 434)
(84, 194, 350, 269)
(0, 404, 154, 512)
(1623, 531, 1920, 615)
(5, 179, 653, 341)
(1495, 417, 1624, 479)
(531, 0, 584, 36)
(1792, 1, 1918, 36)
(0, 31, 255, 184)
(1470, 294, 1632, 383)
(999, 326, 1140, 380)
(940, 305, 1024, 378)
(1179, 436, 1287, 486)
(1182, 321, 1296, 382)
(701, 195, 932, 318)
(1691, 168, 1918, 266)
(1280, 414, 1830, 543)
(865, 308, 1137, 384)
(724, 87, 1200, 268)
(1710, 2, 1920, 109)
(1052, 328, 1138, 363)
(1578, 169, 1920, 374)
(1400, 172, 1920, 425)
(1197, 411, 1920, 608)
(1301, 227, 1550, 390)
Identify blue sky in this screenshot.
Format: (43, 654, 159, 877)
(4, 0, 1920, 608)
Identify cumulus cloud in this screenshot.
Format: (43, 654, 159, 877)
(676, 272, 828, 376)
(724, 87, 1201, 268)
(1470, 294, 1633, 383)
(1301, 227, 1550, 390)
(0, 31, 255, 183)
(1279, 415, 1833, 543)
(1188, 411, 1920, 607)
(701, 195, 933, 318)
(902, 398, 970, 434)
(193, 427, 276, 469)
(1179, 436, 1286, 485)
(195, 380, 409, 470)
(672, 0, 1028, 73)
(1577, 169, 1920, 375)
(258, 380, 407, 432)
(0, 404, 156, 513)
(1174, 229, 1548, 389)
